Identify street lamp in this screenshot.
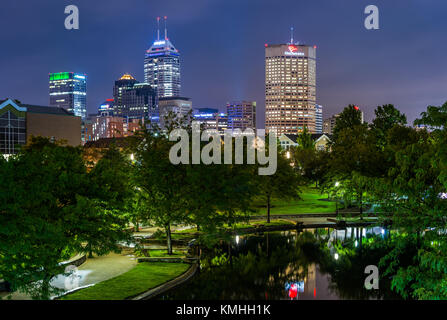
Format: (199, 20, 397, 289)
(335, 182, 339, 214)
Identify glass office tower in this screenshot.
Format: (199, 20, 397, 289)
(113, 74, 157, 120)
(49, 72, 87, 120)
(265, 37, 317, 135)
(144, 17, 181, 98)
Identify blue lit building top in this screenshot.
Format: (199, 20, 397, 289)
(144, 17, 181, 98)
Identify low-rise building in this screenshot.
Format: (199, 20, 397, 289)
(193, 108, 228, 134)
(0, 98, 81, 156)
(279, 133, 332, 151)
(90, 115, 144, 141)
(323, 115, 339, 135)
(158, 97, 192, 128)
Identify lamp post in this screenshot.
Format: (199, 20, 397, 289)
(335, 182, 340, 214)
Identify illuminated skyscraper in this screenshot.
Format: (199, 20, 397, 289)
(49, 72, 87, 120)
(113, 74, 156, 120)
(144, 17, 181, 98)
(265, 29, 317, 135)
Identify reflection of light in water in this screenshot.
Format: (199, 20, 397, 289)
(371, 227, 384, 235)
(285, 281, 304, 299)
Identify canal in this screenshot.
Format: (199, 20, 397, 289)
(159, 227, 402, 300)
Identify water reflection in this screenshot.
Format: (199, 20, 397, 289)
(160, 227, 401, 300)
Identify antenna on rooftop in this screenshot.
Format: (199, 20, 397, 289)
(290, 27, 294, 44)
(156, 17, 160, 40)
(164, 16, 168, 40)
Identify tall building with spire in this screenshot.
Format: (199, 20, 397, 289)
(144, 16, 181, 98)
(265, 28, 317, 135)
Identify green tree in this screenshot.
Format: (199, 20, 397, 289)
(332, 105, 364, 143)
(369, 103, 447, 299)
(82, 145, 133, 257)
(296, 126, 314, 150)
(129, 114, 192, 255)
(257, 140, 301, 223)
(0, 137, 130, 299)
(328, 124, 385, 214)
(370, 104, 407, 149)
(291, 128, 330, 187)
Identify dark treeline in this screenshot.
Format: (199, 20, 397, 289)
(301, 102, 447, 300)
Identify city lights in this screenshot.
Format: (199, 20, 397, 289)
(2, 0, 447, 307)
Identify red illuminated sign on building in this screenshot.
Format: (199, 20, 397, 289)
(288, 45, 298, 53)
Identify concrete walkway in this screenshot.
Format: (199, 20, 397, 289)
(58, 250, 137, 290)
(0, 250, 137, 300)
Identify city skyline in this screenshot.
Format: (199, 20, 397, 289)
(2, 1, 447, 127)
(3, 1, 447, 305)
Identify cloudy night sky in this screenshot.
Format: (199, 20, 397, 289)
(1, 0, 446, 127)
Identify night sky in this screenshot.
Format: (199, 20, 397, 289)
(1, 0, 447, 127)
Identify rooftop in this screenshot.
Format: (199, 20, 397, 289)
(22, 104, 75, 116)
(0, 99, 76, 116)
(119, 73, 136, 81)
(283, 133, 332, 143)
(158, 96, 191, 101)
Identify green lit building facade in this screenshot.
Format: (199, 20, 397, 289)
(49, 72, 87, 120)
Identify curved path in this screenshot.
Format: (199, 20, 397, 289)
(55, 250, 137, 292)
(1, 250, 137, 300)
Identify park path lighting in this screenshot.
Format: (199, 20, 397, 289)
(334, 253, 339, 260)
(335, 182, 340, 214)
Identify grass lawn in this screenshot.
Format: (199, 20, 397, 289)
(60, 262, 190, 300)
(231, 219, 295, 229)
(171, 220, 295, 234)
(252, 186, 336, 215)
(151, 230, 197, 241)
(146, 249, 184, 257)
